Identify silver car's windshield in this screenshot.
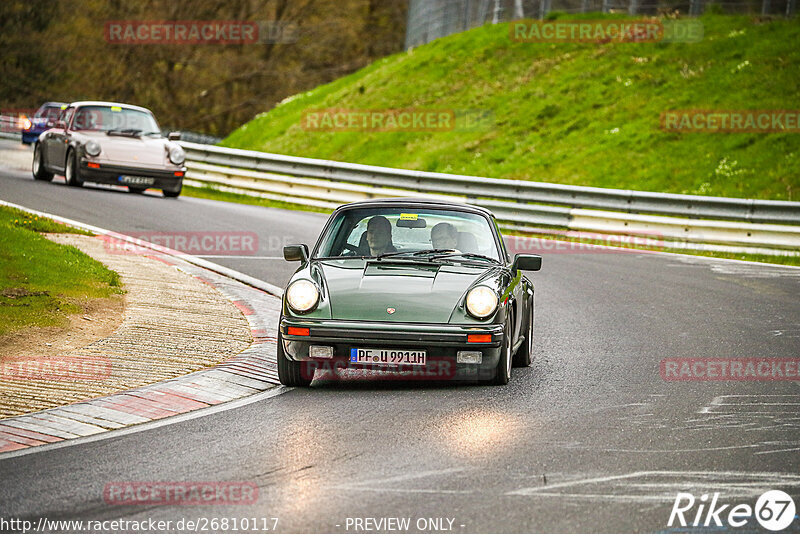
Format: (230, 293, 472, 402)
(315, 207, 502, 261)
(71, 105, 161, 135)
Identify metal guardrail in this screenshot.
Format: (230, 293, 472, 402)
(0, 115, 22, 140)
(179, 142, 800, 255)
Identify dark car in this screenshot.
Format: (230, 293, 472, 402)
(32, 101, 186, 197)
(21, 102, 67, 144)
(277, 198, 542, 387)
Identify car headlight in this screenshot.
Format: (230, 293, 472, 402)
(85, 140, 101, 157)
(168, 145, 185, 165)
(22, 118, 32, 131)
(466, 286, 498, 319)
(286, 280, 319, 313)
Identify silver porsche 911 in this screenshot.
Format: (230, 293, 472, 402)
(32, 101, 186, 197)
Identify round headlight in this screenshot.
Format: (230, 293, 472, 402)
(85, 140, 101, 157)
(168, 145, 185, 165)
(286, 280, 319, 313)
(466, 286, 498, 319)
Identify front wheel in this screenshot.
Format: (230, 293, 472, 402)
(486, 320, 512, 385)
(163, 182, 182, 198)
(513, 297, 534, 367)
(64, 150, 83, 187)
(32, 144, 54, 181)
(277, 332, 313, 387)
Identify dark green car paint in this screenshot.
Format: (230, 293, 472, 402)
(278, 199, 541, 385)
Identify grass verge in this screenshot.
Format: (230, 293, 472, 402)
(0, 206, 123, 336)
(222, 14, 800, 201)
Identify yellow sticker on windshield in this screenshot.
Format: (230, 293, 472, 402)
(60, 104, 67, 110)
(111, 106, 122, 112)
(399, 213, 418, 221)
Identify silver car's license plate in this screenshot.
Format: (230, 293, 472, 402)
(119, 176, 155, 186)
(350, 348, 426, 366)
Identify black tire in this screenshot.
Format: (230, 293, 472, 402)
(277, 332, 313, 387)
(486, 319, 512, 385)
(163, 181, 182, 198)
(64, 149, 83, 187)
(128, 187, 147, 194)
(32, 144, 54, 181)
(513, 297, 534, 367)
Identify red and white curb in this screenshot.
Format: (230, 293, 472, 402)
(0, 201, 285, 455)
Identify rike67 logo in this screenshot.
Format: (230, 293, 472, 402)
(668, 490, 796, 531)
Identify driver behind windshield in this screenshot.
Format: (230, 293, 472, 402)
(366, 215, 397, 256)
(430, 222, 459, 251)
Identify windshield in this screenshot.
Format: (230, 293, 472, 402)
(35, 105, 63, 120)
(315, 207, 501, 261)
(71, 105, 160, 134)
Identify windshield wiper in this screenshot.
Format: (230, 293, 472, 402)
(429, 252, 501, 264)
(374, 249, 456, 261)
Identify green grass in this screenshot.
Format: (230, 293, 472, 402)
(222, 13, 800, 201)
(0, 206, 123, 336)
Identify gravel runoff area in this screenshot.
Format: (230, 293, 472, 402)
(0, 233, 253, 418)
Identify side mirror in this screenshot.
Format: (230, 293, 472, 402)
(53, 120, 66, 129)
(284, 244, 309, 263)
(168, 131, 181, 141)
(512, 254, 542, 272)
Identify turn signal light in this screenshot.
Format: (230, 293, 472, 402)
(287, 327, 310, 336)
(87, 162, 101, 169)
(174, 171, 184, 177)
(467, 334, 492, 343)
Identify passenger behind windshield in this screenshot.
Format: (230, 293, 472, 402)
(430, 222, 460, 252)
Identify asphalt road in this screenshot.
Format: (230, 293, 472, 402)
(1, 140, 799, 534)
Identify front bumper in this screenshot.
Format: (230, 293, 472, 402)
(22, 131, 42, 144)
(80, 160, 185, 192)
(280, 318, 504, 380)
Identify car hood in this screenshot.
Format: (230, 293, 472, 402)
(83, 131, 171, 166)
(313, 259, 498, 323)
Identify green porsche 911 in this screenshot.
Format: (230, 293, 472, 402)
(278, 198, 542, 386)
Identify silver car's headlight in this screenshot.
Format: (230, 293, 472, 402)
(85, 140, 101, 157)
(286, 280, 319, 313)
(466, 286, 498, 319)
(168, 145, 185, 165)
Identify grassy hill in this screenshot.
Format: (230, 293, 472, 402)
(221, 14, 800, 201)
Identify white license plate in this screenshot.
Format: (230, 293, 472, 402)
(120, 176, 155, 186)
(350, 348, 427, 366)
